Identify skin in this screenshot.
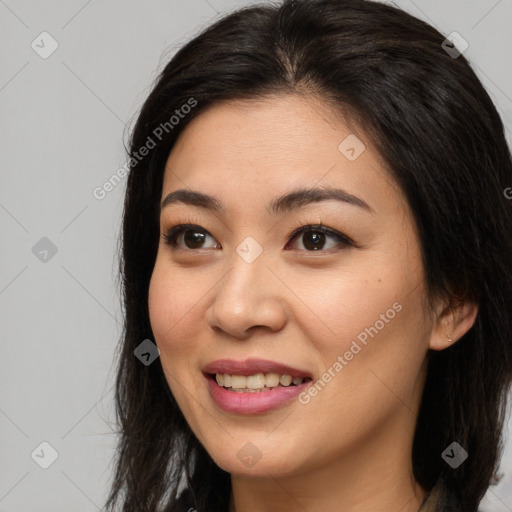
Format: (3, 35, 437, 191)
(148, 94, 478, 512)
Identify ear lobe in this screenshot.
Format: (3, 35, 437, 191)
(429, 299, 479, 351)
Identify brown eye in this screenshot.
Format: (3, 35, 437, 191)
(182, 230, 207, 249)
(163, 223, 352, 252)
(163, 224, 219, 250)
(286, 225, 352, 252)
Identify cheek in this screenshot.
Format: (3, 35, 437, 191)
(284, 267, 408, 352)
(148, 259, 202, 374)
(148, 260, 205, 413)
(288, 276, 427, 448)
(148, 263, 174, 342)
(286, 256, 428, 396)
(149, 258, 200, 340)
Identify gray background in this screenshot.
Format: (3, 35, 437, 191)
(1, 0, 511, 510)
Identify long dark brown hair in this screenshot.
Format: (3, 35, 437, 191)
(104, 1, 512, 510)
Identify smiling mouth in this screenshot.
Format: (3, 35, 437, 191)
(209, 372, 313, 393)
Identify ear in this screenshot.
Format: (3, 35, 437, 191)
(429, 296, 479, 351)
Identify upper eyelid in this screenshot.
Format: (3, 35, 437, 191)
(287, 223, 351, 240)
(164, 223, 342, 239)
(163, 223, 353, 248)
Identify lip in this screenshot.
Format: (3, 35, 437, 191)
(202, 358, 313, 379)
(202, 358, 313, 414)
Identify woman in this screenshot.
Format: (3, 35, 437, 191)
(104, 1, 512, 511)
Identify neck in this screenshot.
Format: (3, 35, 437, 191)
(229, 468, 426, 512)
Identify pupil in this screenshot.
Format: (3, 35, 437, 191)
(304, 231, 325, 251)
(182, 230, 326, 250)
(185, 231, 205, 249)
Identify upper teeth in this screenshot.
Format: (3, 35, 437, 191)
(215, 373, 304, 389)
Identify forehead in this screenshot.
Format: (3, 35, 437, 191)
(161, 94, 404, 218)
(166, 94, 363, 169)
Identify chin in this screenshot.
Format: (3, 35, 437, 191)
(206, 440, 304, 478)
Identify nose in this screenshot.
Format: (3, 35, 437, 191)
(205, 250, 287, 339)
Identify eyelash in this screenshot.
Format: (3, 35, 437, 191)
(162, 217, 355, 253)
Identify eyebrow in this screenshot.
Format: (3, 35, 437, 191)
(160, 186, 374, 215)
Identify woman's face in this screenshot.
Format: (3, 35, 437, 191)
(148, 94, 436, 479)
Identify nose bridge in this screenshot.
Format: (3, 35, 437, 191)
(218, 241, 270, 315)
(207, 238, 285, 337)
